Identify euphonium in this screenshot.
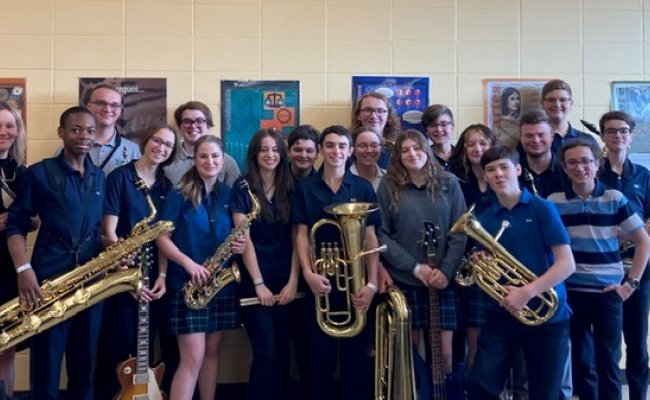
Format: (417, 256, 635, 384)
(449, 205, 559, 326)
(183, 180, 259, 309)
(375, 285, 417, 400)
(0, 180, 174, 352)
(309, 202, 386, 338)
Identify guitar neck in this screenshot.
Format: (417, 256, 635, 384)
(136, 275, 150, 377)
(427, 253, 446, 386)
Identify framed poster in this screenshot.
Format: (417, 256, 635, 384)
(352, 76, 429, 133)
(0, 78, 26, 128)
(483, 78, 547, 149)
(79, 77, 167, 143)
(221, 80, 300, 171)
(611, 81, 650, 154)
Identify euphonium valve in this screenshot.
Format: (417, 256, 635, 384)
(449, 205, 559, 326)
(309, 202, 386, 338)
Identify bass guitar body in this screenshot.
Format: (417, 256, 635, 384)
(115, 357, 166, 400)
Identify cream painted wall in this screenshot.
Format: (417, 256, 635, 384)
(4, 0, 650, 390)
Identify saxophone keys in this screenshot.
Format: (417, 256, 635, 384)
(73, 288, 91, 304)
(0, 331, 9, 345)
(25, 315, 42, 331)
(49, 301, 66, 318)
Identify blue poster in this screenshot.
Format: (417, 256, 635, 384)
(221, 80, 300, 171)
(352, 76, 429, 133)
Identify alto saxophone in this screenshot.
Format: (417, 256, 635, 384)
(0, 179, 174, 352)
(183, 180, 260, 310)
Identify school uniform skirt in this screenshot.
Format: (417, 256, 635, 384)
(397, 281, 457, 331)
(164, 287, 239, 334)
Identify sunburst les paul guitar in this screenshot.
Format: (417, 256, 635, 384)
(115, 246, 166, 400)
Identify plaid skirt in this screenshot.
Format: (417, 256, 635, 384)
(164, 288, 239, 335)
(397, 281, 457, 331)
(455, 284, 490, 328)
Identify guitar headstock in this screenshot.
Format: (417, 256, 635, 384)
(419, 222, 440, 258)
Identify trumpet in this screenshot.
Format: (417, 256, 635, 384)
(309, 202, 386, 338)
(449, 205, 559, 326)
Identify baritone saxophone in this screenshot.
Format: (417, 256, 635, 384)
(0, 179, 174, 352)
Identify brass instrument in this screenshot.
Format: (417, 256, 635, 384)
(183, 180, 260, 309)
(0, 180, 174, 352)
(239, 292, 306, 307)
(309, 202, 386, 338)
(449, 205, 559, 326)
(375, 285, 417, 400)
(523, 169, 539, 197)
(621, 218, 650, 268)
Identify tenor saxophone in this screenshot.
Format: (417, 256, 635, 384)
(183, 180, 260, 310)
(0, 180, 174, 352)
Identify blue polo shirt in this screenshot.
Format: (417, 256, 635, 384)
(291, 170, 381, 244)
(104, 161, 172, 239)
(548, 180, 643, 291)
(6, 154, 104, 281)
(231, 177, 293, 295)
(518, 153, 566, 199)
(478, 188, 571, 324)
(159, 184, 233, 291)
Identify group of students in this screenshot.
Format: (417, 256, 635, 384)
(0, 77, 647, 400)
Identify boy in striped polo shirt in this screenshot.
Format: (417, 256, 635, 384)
(548, 138, 650, 399)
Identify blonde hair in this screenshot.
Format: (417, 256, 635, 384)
(179, 134, 223, 208)
(0, 102, 26, 165)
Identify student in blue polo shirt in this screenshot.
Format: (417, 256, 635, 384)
(467, 145, 575, 400)
(287, 124, 319, 180)
(94, 124, 179, 399)
(549, 138, 650, 399)
(598, 111, 650, 400)
(231, 128, 298, 400)
(7, 106, 105, 400)
(292, 125, 381, 400)
(156, 134, 245, 400)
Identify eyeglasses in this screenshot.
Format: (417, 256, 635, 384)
(149, 136, 175, 150)
(180, 118, 207, 128)
(427, 120, 453, 129)
(543, 97, 572, 104)
(360, 108, 388, 116)
(565, 158, 595, 168)
(603, 127, 631, 136)
(89, 100, 122, 109)
(355, 143, 381, 151)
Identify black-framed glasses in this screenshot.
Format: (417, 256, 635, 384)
(180, 118, 207, 128)
(149, 136, 174, 150)
(603, 127, 631, 136)
(427, 120, 453, 129)
(360, 107, 388, 116)
(565, 158, 595, 168)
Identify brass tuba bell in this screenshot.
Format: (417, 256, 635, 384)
(309, 202, 386, 338)
(449, 205, 559, 326)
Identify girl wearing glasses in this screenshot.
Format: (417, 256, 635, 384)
(95, 124, 179, 399)
(350, 127, 386, 191)
(351, 92, 401, 169)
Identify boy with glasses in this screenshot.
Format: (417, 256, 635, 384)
(548, 138, 650, 399)
(83, 84, 141, 174)
(164, 101, 240, 186)
(598, 111, 650, 400)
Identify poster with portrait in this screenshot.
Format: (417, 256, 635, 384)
(352, 76, 429, 133)
(221, 80, 300, 171)
(0, 78, 26, 128)
(611, 81, 650, 154)
(79, 77, 167, 144)
(483, 79, 547, 149)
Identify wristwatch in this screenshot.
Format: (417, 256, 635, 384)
(624, 276, 641, 290)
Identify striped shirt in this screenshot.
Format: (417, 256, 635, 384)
(548, 181, 643, 292)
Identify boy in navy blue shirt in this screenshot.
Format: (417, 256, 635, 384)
(292, 125, 380, 400)
(7, 106, 105, 400)
(467, 146, 575, 400)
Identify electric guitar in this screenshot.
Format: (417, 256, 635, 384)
(115, 246, 166, 400)
(417, 222, 463, 400)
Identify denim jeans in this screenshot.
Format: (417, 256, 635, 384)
(468, 317, 569, 400)
(569, 290, 623, 400)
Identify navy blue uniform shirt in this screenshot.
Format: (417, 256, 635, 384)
(7, 154, 104, 281)
(519, 153, 566, 199)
